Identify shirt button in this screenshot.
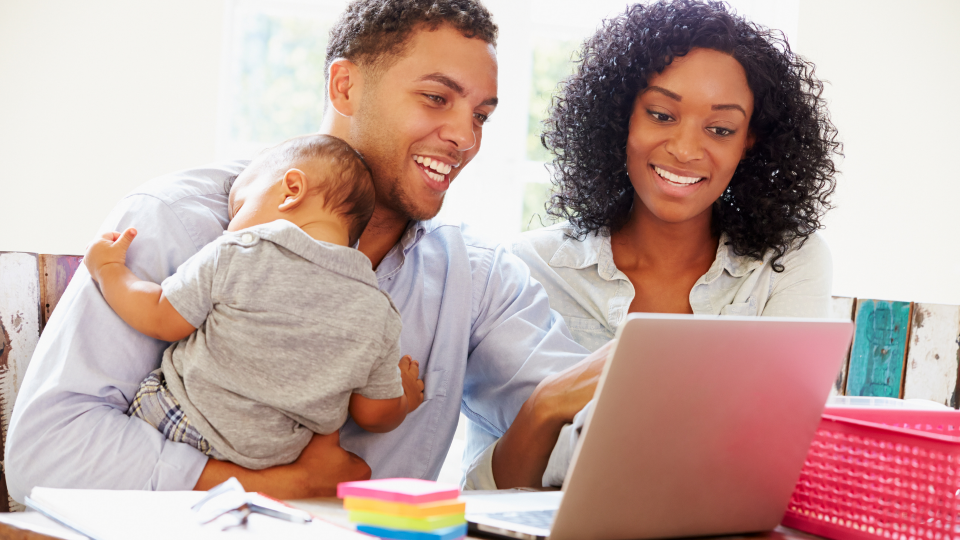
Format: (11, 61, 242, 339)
(241, 233, 254, 243)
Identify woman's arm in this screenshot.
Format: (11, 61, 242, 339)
(84, 228, 195, 342)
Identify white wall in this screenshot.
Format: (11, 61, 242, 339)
(1, 0, 958, 304)
(797, 0, 960, 304)
(0, 0, 225, 255)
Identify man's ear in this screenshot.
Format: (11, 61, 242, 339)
(327, 58, 361, 117)
(278, 169, 308, 212)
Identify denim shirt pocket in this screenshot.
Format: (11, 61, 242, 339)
(423, 368, 448, 402)
(564, 315, 609, 335)
(719, 296, 759, 316)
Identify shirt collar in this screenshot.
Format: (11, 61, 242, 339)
(547, 227, 763, 282)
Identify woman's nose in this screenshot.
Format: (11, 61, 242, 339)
(664, 122, 704, 163)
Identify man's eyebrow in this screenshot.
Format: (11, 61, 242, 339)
(712, 103, 747, 117)
(417, 73, 466, 96)
(644, 85, 682, 101)
(416, 73, 498, 108)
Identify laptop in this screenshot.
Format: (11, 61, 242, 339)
(466, 313, 854, 540)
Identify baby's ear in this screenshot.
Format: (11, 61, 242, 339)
(278, 168, 307, 211)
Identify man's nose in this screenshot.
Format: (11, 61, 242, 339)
(439, 108, 477, 151)
(664, 122, 704, 163)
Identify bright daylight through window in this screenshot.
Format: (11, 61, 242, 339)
(218, 0, 797, 242)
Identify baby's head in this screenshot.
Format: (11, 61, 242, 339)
(228, 134, 375, 246)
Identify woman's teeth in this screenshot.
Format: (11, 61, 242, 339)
(414, 155, 452, 182)
(654, 166, 703, 185)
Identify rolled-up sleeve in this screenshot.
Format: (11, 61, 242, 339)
(460, 246, 588, 488)
(5, 191, 224, 502)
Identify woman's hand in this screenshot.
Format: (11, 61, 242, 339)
(194, 431, 371, 499)
(491, 340, 614, 489)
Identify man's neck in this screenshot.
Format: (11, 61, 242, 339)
(358, 205, 411, 270)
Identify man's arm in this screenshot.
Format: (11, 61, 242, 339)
(84, 228, 195, 342)
(4, 163, 369, 501)
(459, 244, 606, 489)
(491, 342, 610, 488)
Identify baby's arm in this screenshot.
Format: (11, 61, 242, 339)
(349, 355, 425, 433)
(84, 228, 195, 342)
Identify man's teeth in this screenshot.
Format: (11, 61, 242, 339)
(414, 155, 452, 179)
(654, 166, 702, 185)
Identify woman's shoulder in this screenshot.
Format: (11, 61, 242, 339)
(776, 231, 832, 271)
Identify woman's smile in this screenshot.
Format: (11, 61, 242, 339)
(626, 48, 755, 225)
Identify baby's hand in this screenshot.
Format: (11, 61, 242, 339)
(84, 228, 137, 283)
(399, 355, 425, 413)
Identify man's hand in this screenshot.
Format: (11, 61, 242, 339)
(84, 227, 137, 284)
(194, 431, 370, 499)
(492, 340, 614, 488)
(399, 355, 425, 413)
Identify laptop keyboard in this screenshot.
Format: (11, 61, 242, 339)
(486, 509, 556, 530)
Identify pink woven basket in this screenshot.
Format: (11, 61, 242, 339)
(783, 407, 960, 540)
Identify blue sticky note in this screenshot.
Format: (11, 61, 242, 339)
(356, 523, 467, 540)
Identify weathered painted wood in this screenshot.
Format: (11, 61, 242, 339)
(902, 303, 960, 407)
(845, 299, 913, 398)
(828, 296, 856, 397)
(0, 252, 41, 512)
(38, 254, 82, 332)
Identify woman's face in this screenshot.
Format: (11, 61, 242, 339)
(626, 48, 755, 227)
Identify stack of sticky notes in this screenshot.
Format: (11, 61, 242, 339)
(337, 478, 467, 540)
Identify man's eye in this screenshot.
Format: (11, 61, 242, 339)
(474, 112, 489, 125)
(424, 94, 446, 105)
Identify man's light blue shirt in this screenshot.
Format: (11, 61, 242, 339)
(5, 162, 589, 502)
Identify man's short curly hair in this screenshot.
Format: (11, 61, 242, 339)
(325, 0, 498, 82)
(542, 0, 841, 271)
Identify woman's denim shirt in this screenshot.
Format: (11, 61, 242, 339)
(505, 222, 834, 353)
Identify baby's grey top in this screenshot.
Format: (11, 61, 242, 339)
(159, 219, 403, 470)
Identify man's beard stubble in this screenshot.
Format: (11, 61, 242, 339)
(352, 109, 445, 223)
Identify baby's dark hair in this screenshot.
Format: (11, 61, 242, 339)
(542, 0, 841, 271)
(324, 0, 497, 84)
(255, 134, 375, 246)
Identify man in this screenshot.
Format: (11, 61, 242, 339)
(6, 0, 605, 501)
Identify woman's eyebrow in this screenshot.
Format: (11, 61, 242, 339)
(713, 104, 747, 117)
(645, 85, 682, 101)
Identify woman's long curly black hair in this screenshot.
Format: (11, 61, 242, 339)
(542, 0, 840, 271)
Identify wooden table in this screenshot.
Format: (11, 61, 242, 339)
(0, 496, 831, 540)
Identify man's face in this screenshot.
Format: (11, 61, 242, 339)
(349, 25, 498, 221)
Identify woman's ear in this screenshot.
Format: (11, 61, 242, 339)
(742, 130, 757, 158)
(327, 58, 361, 117)
(278, 169, 307, 212)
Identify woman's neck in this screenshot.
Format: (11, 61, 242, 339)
(611, 201, 719, 274)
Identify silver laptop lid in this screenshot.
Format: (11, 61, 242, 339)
(549, 314, 853, 540)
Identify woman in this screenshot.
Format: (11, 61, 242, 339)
(468, 0, 842, 490)
(510, 0, 841, 353)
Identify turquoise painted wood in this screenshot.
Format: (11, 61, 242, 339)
(846, 300, 913, 398)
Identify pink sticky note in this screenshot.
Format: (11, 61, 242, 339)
(337, 478, 460, 504)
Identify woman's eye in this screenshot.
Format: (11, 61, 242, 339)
(708, 127, 735, 137)
(648, 110, 673, 122)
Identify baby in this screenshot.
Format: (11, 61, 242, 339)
(84, 134, 423, 470)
